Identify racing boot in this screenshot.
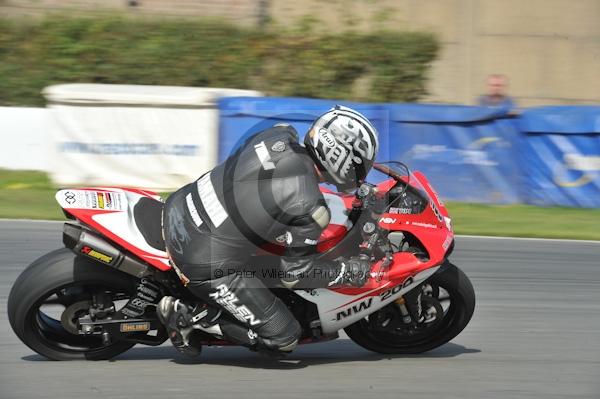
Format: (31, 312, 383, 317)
(157, 296, 297, 359)
(203, 317, 294, 359)
(156, 296, 205, 357)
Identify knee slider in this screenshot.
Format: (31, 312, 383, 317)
(260, 336, 298, 353)
(254, 299, 301, 352)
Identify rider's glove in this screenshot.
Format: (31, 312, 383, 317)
(329, 254, 372, 288)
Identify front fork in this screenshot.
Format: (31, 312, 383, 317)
(393, 262, 449, 327)
(397, 288, 425, 325)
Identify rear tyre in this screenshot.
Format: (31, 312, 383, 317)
(344, 261, 475, 354)
(8, 248, 138, 360)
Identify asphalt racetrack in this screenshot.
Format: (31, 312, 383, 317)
(0, 220, 599, 399)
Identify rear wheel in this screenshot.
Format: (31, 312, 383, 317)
(344, 261, 475, 354)
(8, 248, 138, 360)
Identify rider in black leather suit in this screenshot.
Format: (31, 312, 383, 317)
(157, 106, 379, 356)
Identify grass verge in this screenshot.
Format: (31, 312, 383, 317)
(445, 202, 600, 241)
(0, 169, 63, 220)
(1, 170, 599, 240)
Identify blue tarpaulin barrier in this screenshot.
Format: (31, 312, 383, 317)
(380, 104, 521, 204)
(217, 96, 387, 162)
(519, 106, 600, 208)
(218, 97, 600, 207)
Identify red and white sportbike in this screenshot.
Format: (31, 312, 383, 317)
(8, 162, 475, 360)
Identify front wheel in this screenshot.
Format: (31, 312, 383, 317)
(8, 248, 139, 360)
(344, 261, 475, 354)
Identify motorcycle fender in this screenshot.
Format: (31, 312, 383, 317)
(296, 266, 440, 334)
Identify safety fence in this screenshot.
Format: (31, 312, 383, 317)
(3, 84, 598, 207)
(43, 84, 261, 190)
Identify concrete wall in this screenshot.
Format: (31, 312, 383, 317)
(2, 0, 599, 106)
(0, 0, 261, 24)
(270, 0, 600, 107)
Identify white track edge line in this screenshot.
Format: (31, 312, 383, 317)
(0, 218, 64, 223)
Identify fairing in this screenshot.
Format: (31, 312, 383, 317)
(55, 170, 452, 335)
(56, 188, 171, 271)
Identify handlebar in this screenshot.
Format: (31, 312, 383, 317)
(372, 162, 410, 183)
(353, 162, 411, 272)
(372, 163, 402, 180)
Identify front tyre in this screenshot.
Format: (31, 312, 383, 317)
(8, 248, 138, 360)
(344, 261, 475, 354)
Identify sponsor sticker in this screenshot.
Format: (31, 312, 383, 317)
(58, 189, 130, 212)
(275, 232, 288, 243)
(185, 193, 203, 227)
(197, 173, 228, 228)
(90, 192, 98, 208)
(209, 284, 260, 326)
(97, 193, 105, 209)
(80, 245, 113, 264)
(411, 222, 437, 229)
(389, 207, 412, 214)
(64, 191, 76, 205)
(120, 322, 151, 333)
(254, 141, 275, 170)
(442, 234, 453, 250)
(430, 201, 444, 223)
(271, 141, 286, 152)
(319, 129, 336, 148)
(335, 298, 373, 321)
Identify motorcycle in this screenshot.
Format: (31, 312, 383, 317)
(7, 162, 475, 360)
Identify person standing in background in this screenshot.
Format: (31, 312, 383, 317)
(477, 74, 516, 110)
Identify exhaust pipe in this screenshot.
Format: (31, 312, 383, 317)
(63, 223, 154, 278)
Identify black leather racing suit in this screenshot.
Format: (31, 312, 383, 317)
(162, 124, 343, 352)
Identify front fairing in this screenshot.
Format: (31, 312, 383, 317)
(377, 171, 453, 263)
(327, 171, 453, 295)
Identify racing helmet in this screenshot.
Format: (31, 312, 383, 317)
(304, 105, 379, 191)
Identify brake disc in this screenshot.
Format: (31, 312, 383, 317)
(420, 296, 444, 325)
(60, 300, 92, 335)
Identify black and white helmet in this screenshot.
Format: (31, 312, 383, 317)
(304, 105, 379, 191)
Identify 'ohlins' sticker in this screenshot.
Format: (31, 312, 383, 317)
(209, 284, 261, 326)
(120, 322, 151, 333)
